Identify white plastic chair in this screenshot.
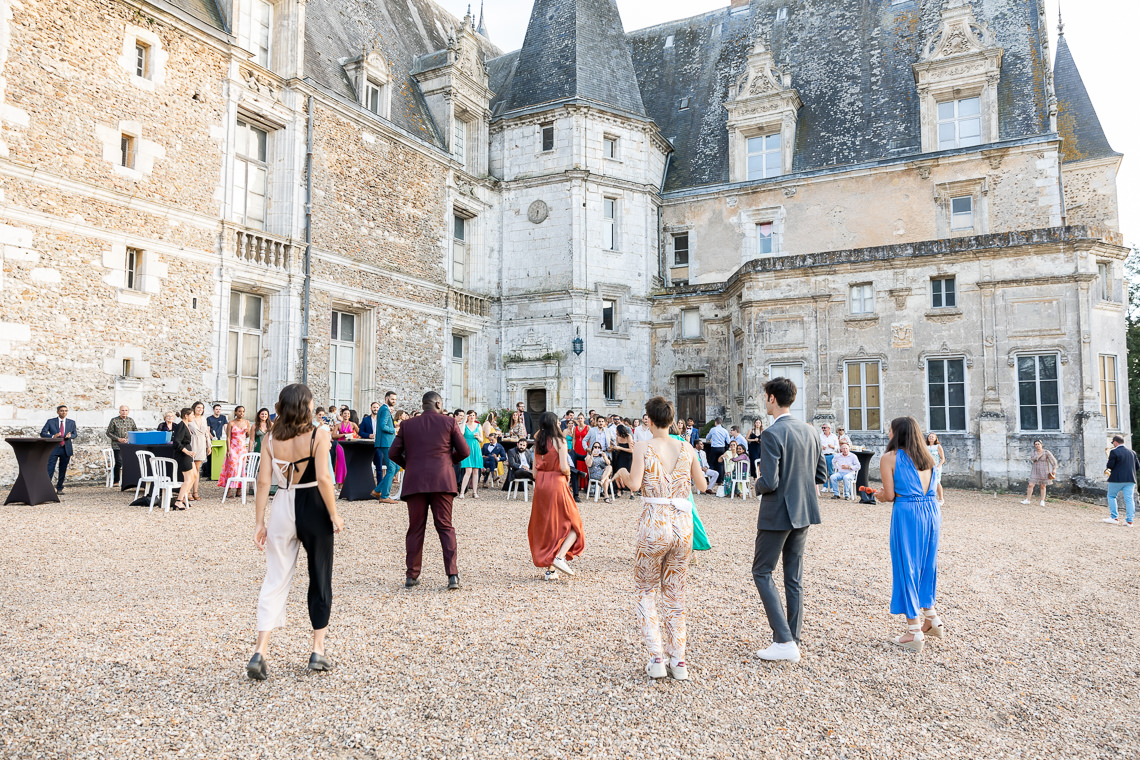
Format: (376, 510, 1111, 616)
(587, 478, 615, 502)
(754, 458, 763, 481)
(222, 452, 260, 505)
(148, 457, 179, 513)
(507, 475, 531, 502)
(134, 451, 159, 501)
(103, 449, 115, 488)
(730, 459, 752, 499)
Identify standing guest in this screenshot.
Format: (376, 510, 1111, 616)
(40, 404, 77, 494)
(205, 403, 227, 484)
(505, 411, 528, 442)
(368, 392, 399, 503)
(694, 441, 719, 495)
(819, 423, 839, 491)
(451, 409, 466, 487)
(388, 391, 470, 590)
(528, 412, 586, 581)
(585, 416, 609, 452)
(458, 410, 485, 499)
(156, 411, 177, 433)
(219, 406, 252, 496)
(613, 396, 706, 681)
(605, 415, 619, 449)
(389, 410, 408, 495)
(314, 407, 326, 425)
(253, 409, 272, 454)
(571, 413, 591, 501)
(503, 438, 535, 492)
(828, 442, 861, 499)
(171, 408, 196, 511)
(1103, 435, 1138, 526)
(360, 401, 380, 443)
(706, 418, 730, 484)
(633, 414, 655, 443)
(105, 405, 138, 486)
(1021, 439, 1057, 507)
(730, 425, 748, 450)
(669, 424, 711, 554)
(836, 426, 852, 447)
(481, 431, 507, 487)
(331, 408, 359, 485)
(560, 410, 575, 433)
(926, 433, 947, 506)
(188, 402, 209, 501)
(752, 378, 827, 664)
(746, 418, 765, 479)
(247, 383, 342, 680)
(516, 401, 536, 438)
(686, 419, 700, 447)
(348, 409, 360, 427)
(610, 425, 634, 497)
(875, 416, 943, 652)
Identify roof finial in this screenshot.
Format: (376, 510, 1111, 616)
(1057, 0, 1065, 36)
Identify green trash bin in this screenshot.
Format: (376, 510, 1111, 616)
(210, 438, 226, 481)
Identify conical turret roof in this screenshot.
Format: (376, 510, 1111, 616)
(1054, 33, 1118, 162)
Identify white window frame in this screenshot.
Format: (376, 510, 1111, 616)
(926, 357, 967, 432)
(329, 310, 357, 410)
(936, 96, 982, 150)
(845, 360, 882, 432)
(238, 0, 273, 68)
(603, 197, 618, 251)
(233, 119, 269, 230)
(603, 135, 618, 160)
(1016, 354, 1062, 432)
(603, 371, 618, 402)
(453, 117, 467, 168)
(746, 132, 782, 180)
(850, 283, 874, 315)
(450, 334, 466, 407)
(681, 308, 700, 339)
(756, 222, 776, 256)
(950, 195, 974, 230)
(120, 133, 136, 169)
(134, 41, 151, 79)
(673, 232, 689, 266)
(769, 363, 806, 422)
(601, 299, 616, 332)
(365, 79, 385, 116)
(125, 247, 143, 291)
(931, 276, 957, 309)
(540, 122, 554, 152)
(1097, 262, 1112, 302)
(1100, 354, 1119, 430)
(452, 214, 467, 286)
(227, 291, 263, 407)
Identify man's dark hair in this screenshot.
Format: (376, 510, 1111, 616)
(1113, 435, 1125, 444)
(421, 391, 442, 410)
(385, 390, 396, 399)
(56, 404, 67, 412)
(713, 417, 721, 425)
(213, 404, 221, 410)
(565, 410, 574, 416)
(763, 377, 797, 409)
(645, 396, 674, 429)
(730, 426, 739, 433)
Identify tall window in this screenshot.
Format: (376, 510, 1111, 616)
(1097, 262, 1112, 301)
(676, 374, 706, 425)
(601, 299, 616, 331)
(603, 198, 617, 250)
(769, 363, 806, 421)
(950, 196, 973, 230)
(134, 41, 151, 79)
(846, 361, 881, 432)
(453, 118, 467, 167)
(746, 133, 781, 180)
(1017, 355, 1060, 431)
(603, 371, 618, 402)
(850, 283, 874, 314)
(540, 122, 554, 152)
(452, 215, 466, 285)
(365, 80, 385, 115)
(233, 120, 269, 229)
(937, 96, 981, 150)
(756, 223, 774, 255)
(125, 247, 142, 291)
(329, 311, 357, 409)
(931, 276, 956, 308)
(228, 292, 262, 406)
(681, 308, 700, 339)
(239, 0, 272, 68)
(120, 133, 136, 169)
(1100, 354, 1119, 429)
(673, 232, 689, 266)
(927, 358, 966, 432)
(450, 335, 466, 407)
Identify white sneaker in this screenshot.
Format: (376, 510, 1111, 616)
(1020, 499, 1031, 505)
(1039, 500, 1045, 507)
(1103, 517, 1121, 525)
(645, 658, 667, 679)
(756, 641, 801, 663)
(667, 658, 689, 681)
(543, 569, 559, 581)
(552, 557, 575, 576)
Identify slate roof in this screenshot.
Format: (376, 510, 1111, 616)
(165, 0, 226, 30)
(490, 0, 645, 118)
(304, 0, 501, 147)
(1053, 33, 1119, 163)
(625, 0, 1054, 193)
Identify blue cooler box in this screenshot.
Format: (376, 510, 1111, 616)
(128, 430, 172, 445)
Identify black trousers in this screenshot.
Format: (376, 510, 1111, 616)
(708, 446, 727, 482)
(502, 468, 534, 491)
(112, 449, 124, 483)
(296, 494, 335, 630)
(752, 526, 810, 645)
(47, 451, 71, 490)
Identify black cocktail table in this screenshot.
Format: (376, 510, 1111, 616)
(854, 450, 876, 491)
(120, 443, 183, 491)
(5, 437, 62, 506)
(339, 439, 377, 500)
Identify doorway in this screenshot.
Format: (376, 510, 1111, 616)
(526, 389, 547, 432)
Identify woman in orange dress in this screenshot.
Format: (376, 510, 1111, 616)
(527, 412, 585, 581)
(571, 413, 590, 500)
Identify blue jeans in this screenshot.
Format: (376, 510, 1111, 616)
(1107, 482, 1135, 523)
(372, 444, 396, 498)
(823, 454, 834, 488)
(829, 471, 856, 498)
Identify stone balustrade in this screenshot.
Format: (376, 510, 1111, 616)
(449, 289, 489, 317)
(226, 225, 294, 270)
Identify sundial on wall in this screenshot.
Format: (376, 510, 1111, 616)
(527, 200, 549, 224)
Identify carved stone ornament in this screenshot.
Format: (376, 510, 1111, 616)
(891, 324, 914, 349)
(724, 35, 802, 183)
(527, 200, 549, 224)
(918, 0, 997, 63)
(239, 67, 280, 101)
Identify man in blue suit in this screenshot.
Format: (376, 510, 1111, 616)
(40, 404, 77, 493)
(369, 390, 399, 502)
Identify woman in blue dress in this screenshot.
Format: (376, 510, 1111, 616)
(876, 416, 946, 652)
(458, 410, 485, 499)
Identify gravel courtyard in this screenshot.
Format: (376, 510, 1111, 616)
(1, 483, 1136, 759)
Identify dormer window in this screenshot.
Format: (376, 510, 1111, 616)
(365, 80, 385, 115)
(937, 97, 982, 150)
(725, 37, 801, 184)
(746, 133, 782, 180)
(345, 52, 391, 119)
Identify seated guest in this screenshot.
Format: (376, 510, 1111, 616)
(584, 442, 613, 502)
(719, 442, 750, 489)
(695, 441, 719, 495)
(503, 438, 535, 491)
(481, 432, 507, 486)
(829, 442, 861, 499)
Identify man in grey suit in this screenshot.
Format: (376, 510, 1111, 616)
(752, 377, 827, 663)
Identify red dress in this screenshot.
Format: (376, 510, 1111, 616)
(527, 446, 585, 567)
(572, 424, 590, 488)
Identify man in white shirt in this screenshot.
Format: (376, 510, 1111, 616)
(828, 442, 860, 499)
(706, 418, 730, 482)
(819, 423, 839, 491)
(605, 415, 619, 449)
(695, 441, 719, 495)
(633, 414, 654, 443)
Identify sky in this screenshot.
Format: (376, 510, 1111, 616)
(440, 0, 1136, 248)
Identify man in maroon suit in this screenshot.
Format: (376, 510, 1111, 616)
(388, 391, 470, 590)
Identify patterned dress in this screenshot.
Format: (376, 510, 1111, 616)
(635, 440, 695, 664)
(218, 423, 249, 488)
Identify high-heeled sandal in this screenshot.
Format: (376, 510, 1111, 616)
(891, 622, 924, 652)
(922, 609, 945, 639)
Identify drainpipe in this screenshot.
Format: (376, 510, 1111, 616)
(302, 95, 314, 384)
